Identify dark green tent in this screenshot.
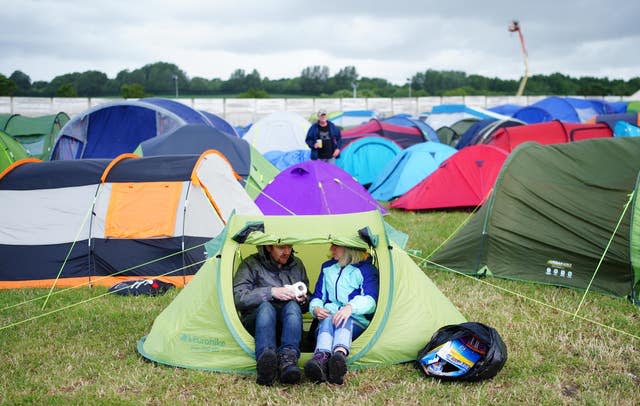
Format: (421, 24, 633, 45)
(431, 137, 640, 300)
(3, 113, 69, 160)
(0, 114, 19, 131)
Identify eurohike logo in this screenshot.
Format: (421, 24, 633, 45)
(545, 259, 573, 279)
(180, 334, 226, 353)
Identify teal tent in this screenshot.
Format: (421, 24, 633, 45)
(337, 137, 402, 187)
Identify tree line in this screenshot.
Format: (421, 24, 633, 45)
(1, 61, 638, 99)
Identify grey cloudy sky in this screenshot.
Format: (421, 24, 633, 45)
(2, 0, 639, 84)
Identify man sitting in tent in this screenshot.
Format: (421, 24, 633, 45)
(233, 244, 309, 386)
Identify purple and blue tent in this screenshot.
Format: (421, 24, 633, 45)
(255, 160, 386, 215)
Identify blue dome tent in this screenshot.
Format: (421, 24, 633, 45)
(199, 110, 239, 138)
(51, 98, 215, 160)
(369, 142, 457, 201)
(513, 97, 614, 124)
(488, 104, 522, 117)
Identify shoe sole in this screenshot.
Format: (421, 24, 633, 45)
(256, 351, 278, 386)
(304, 361, 327, 383)
(280, 366, 302, 384)
(328, 354, 347, 385)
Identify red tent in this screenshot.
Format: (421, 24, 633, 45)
(489, 120, 612, 152)
(391, 145, 508, 210)
(341, 119, 426, 149)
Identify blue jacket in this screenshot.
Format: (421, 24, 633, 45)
(305, 121, 343, 160)
(309, 257, 379, 328)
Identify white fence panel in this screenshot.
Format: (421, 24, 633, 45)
(368, 98, 393, 116)
(284, 98, 314, 118)
(192, 98, 225, 115)
(417, 97, 442, 113)
(391, 98, 417, 116)
(341, 98, 367, 111)
(2, 94, 630, 125)
(0, 97, 11, 114)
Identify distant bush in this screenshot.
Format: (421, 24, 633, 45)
(0, 74, 17, 96)
(237, 88, 269, 98)
(121, 83, 146, 99)
(55, 83, 77, 97)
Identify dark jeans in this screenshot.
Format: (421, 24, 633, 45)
(244, 301, 302, 359)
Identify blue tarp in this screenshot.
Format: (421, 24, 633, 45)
(368, 142, 457, 201)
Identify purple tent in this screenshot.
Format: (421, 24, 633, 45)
(255, 160, 387, 215)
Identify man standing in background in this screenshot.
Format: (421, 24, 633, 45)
(306, 109, 342, 163)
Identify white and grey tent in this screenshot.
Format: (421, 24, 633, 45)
(0, 151, 260, 288)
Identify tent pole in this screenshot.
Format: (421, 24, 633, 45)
(181, 182, 192, 287)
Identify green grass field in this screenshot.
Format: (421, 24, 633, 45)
(1, 210, 639, 405)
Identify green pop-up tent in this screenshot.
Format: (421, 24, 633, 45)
(138, 210, 465, 373)
(431, 137, 640, 301)
(0, 130, 29, 173)
(2, 113, 69, 160)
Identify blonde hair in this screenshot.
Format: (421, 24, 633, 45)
(338, 246, 369, 267)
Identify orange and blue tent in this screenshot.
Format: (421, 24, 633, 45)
(0, 151, 260, 289)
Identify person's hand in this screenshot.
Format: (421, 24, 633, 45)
(332, 148, 340, 158)
(333, 304, 352, 327)
(314, 140, 322, 149)
(271, 286, 296, 301)
(313, 307, 331, 320)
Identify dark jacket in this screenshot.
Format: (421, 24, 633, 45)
(233, 246, 309, 317)
(305, 121, 343, 160)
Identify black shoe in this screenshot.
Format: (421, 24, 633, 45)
(278, 348, 302, 384)
(256, 348, 277, 386)
(304, 351, 331, 383)
(328, 351, 347, 385)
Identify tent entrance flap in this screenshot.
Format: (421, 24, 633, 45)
(105, 182, 182, 239)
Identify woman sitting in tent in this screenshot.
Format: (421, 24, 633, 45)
(304, 243, 379, 384)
